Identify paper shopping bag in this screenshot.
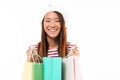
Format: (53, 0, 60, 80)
(43, 57, 62, 80)
(32, 62, 43, 80)
(22, 62, 32, 80)
(62, 56, 81, 80)
(22, 62, 43, 80)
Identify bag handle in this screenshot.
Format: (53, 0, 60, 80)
(29, 47, 42, 62)
(63, 46, 75, 58)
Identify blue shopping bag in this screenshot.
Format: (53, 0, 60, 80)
(43, 57, 62, 80)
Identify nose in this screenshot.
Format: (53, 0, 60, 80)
(50, 21, 55, 27)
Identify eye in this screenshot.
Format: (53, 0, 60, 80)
(45, 20, 50, 22)
(55, 19, 60, 22)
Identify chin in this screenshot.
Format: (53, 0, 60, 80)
(48, 35, 58, 39)
(50, 36, 58, 39)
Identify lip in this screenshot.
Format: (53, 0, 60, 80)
(48, 29, 57, 32)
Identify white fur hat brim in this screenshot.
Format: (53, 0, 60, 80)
(39, 6, 67, 23)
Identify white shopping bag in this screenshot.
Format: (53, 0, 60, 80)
(62, 56, 82, 80)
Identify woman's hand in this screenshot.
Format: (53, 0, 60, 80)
(72, 47, 80, 56)
(26, 46, 38, 62)
(26, 48, 32, 62)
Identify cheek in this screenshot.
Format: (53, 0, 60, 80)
(57, 23, 61, 29)
(43, 23, 48, 30)
(43, 26, 48, 33)
(43, 23, 48, 28)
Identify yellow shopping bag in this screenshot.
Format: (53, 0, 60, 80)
(22, 62, 33, 80)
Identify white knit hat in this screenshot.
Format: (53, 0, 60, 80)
(39, 5, 68, 23)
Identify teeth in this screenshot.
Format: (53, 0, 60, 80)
(49, 30, 56, 32)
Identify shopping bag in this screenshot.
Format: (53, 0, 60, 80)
(43, 57, 62, 80)
(22, 62, 33, 80)
(22, 62, 42, 80)
(32, 62, 43, 80)
(22, 47, 43, 80)
(62, 56, 81, 80)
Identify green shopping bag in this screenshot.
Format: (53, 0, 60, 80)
(43, 57, 62, 80)
(32, 62, 43, 80)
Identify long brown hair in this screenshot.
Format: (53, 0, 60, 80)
(38, 11, 67, 59)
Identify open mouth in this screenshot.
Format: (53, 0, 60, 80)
(49, 29, 57, 32)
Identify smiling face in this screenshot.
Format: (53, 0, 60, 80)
(43, 11, 61, 39)
(40, 11, 67, 57)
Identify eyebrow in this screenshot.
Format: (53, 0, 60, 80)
(44, 18, 60, 19)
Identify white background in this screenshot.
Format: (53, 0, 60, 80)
(0, 0, 120, 80)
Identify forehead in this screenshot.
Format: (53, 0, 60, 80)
(44, 11, 59, 19)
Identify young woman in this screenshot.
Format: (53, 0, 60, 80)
(26, 10, 80, 62)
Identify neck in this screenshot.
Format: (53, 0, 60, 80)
(47, 37, 59, 49)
